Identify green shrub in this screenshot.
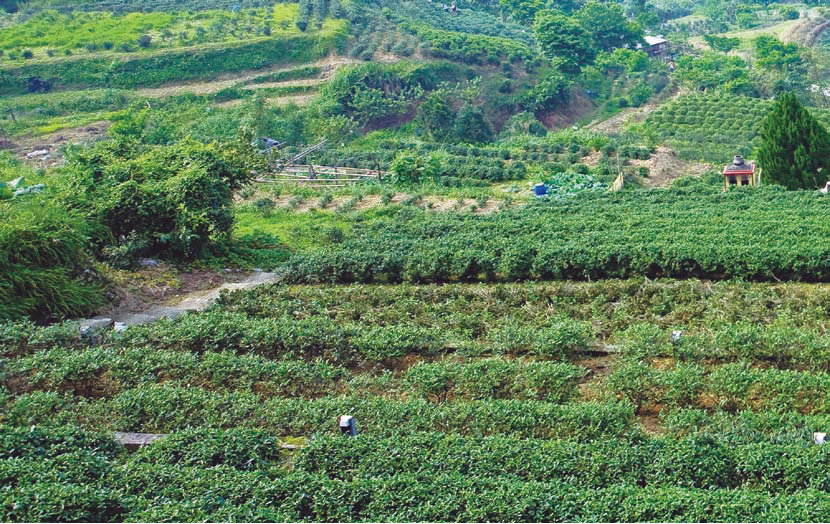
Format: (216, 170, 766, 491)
(0, 198, 103, 321)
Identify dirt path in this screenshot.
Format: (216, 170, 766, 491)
(783, 13, 830, 46)
(138, 55, 357, 98)
(587, 87, 677, 135)
(587, 103, 658, 135)
(241, 77, 326, 90)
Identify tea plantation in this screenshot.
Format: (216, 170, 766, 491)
(5, 0, 830, 521)
(5, 280, 830, 520)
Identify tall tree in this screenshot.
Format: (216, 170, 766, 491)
(757, 93, 830, 189)
(499, 0, 545, 23)
(533, 10, 596, 73)
(574, 1, 643, 52)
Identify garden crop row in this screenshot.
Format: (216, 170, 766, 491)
(3, 347, 587, 403)
(305, 138, 592, 173)
(4, 425, 830, 521)
(104, 309, 591, 363)
(8, 278, 830, 362)
(3, 388, 637, 439)
(214, 279, 830, 333)
(372, 138, 590, 157)
(398, 21, 533, 66)
(312, 149, 528, 180)
(348, 19, 419, 61)
(279, 188, 830, 283)
(610, 360, 830, 413)
(296, 432, 830, 492)
(385, 0, 532, 45)
(9, 469, 830, 522)
(616, 322, 830, 371)
(662, 408, 830, 445)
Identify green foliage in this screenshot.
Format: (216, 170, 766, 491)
(296, 432, 830, 492)
(5, 387, 636, 439)
(753, 35, 802, 71)
(757, 93, 830, 190)
(280, 188, 830, 283)
(520, 70, 570, 111)
(703, 34, 740, 53)
(320, 62, 459, 125)
(639, 92, 827, 162)
(498, 0, 546, 23)
(779, 6, 799, 20)
(574, 1, 643, 52)
(398, 21, 533, 65)
(533, 10, 596, 73)
(0, 5, 323, 58)
(390, 150, 442, 183)
(674, 51, 752, 93)
(66, 136, 258, 262)
(0, 21, 348, 94)
(500, 111, 547, 137)
(452, 103, 494, 143)
(0, 198, 103, 322)
(415, 91, 454, 139)
(596, 48, 650, 73)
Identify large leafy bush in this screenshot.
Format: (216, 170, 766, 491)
(65, 136, 257, 263)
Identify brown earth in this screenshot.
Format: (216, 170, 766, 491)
(539, 89, 595, 129)
(244, 192, 507, 214)
(629, 146, 713, 188)
(5, 121, 110, 166)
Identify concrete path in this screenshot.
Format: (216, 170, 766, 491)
(80, 271, 280, 332)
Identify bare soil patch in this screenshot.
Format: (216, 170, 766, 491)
(100, 263, 246, 317)
(7, 121, 110, 166)
(630, 146, 713, 188)
(539, 89, 594, 129)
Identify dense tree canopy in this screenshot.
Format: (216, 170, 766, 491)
(574, 1, 643, 52)
(703, 34, 740, 53)
(675, 52, 752, 93)
(533, 10, 596, 73)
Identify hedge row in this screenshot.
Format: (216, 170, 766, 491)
(617, 322, 830, 371)
(296, 432, 830, 492)
(279, 188, 830, 283)
(611, 360, 830, 413)
(3, 388, 637, 440)
(4, 348, 587, 403)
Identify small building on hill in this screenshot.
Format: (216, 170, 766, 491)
(639, 36, 669, 57)
(723, 155, 758, 189)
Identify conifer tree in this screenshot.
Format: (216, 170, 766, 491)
(757, 93, 830, 190)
